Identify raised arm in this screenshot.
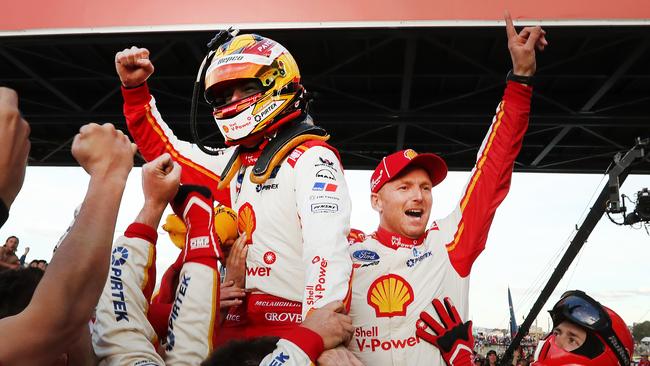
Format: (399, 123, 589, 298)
(0, 123, 136, 365)
(115, 47, 232, 206)
(92, 153, 180, 366)
(441, 13, 548, 277)
(0, 87, 30, 228)
(294, 146, 353, 317)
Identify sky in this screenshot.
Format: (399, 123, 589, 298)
(1, 166, 648, 331)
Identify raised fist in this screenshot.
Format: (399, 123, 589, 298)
(71, 123, 136, 180)
(114, 46, 155, 88)
(0, 87, 30, 208)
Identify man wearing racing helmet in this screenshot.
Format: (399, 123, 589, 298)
(415, 291, 634, 366)
(113, 32, 353, 362)
(533, 290, 634, 366)
(346, 13, 547, 366)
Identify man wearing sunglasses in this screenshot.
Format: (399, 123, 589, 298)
(416, 291, 634, 366)
(113, 32, 353, 362)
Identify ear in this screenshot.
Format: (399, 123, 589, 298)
(370, 192, 382, 213)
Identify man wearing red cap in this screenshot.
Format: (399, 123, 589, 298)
(347, 13, 548, 366)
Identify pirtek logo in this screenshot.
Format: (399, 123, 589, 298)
(166, 273, 191, 351)
(109, 265, 129, 322)
(264, 312, 303, 323)
(254, 102, 278, 122)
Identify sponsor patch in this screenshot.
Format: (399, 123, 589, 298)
(189, 236, 210, 250)
(247, 266, 272, 276)
(256, 183, 279, 192)
(306, 256, 328, 306)
(315, 169, 336, 181)
(237, 203, 256, 244)
(352, 250, 380, 262)
(264, 312, 303, 323)
(367, 274, 414, 317)
(406, 250, 432, 268)
(309, 194, 340, 202)
(311, 202, 339, 213)
(263, 251, 277, 265)
(111, 246, 129, 267)
(287, 145, 309, 167)
(310, 182, 338, 192)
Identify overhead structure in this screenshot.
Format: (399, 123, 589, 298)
(1, 0, 649, 172)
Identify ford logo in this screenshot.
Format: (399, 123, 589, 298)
(352, 250, 380, 262)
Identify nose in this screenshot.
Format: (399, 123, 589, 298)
(230, 87, 249, 103)
(411, 188, 424, 202)
(553, 334, 568, 350)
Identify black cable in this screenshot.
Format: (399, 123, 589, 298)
(189, 29, 237, 156)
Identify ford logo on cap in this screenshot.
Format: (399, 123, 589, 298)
(352, 250, 380, 262)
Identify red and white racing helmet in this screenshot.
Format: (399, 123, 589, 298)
(532, 290, 633, 366)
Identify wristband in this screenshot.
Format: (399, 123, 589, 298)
(506, 69, 534, 86)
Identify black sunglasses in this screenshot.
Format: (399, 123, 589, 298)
(550, 290, 630, 366)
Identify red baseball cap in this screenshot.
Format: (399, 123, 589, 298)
(370, 149, 447, 193)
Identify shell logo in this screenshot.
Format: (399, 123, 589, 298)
(367, 274, 414, 317)
(237, 202, 256, 244)
(404, 149, 418, 160)
(222, 125, 230, 133)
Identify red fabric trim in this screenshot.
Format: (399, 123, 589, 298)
(282, 326, 325, 363)
(372, 226, 425, 250)
(147, 303, 172, 340)
(125, 222, 158, 243)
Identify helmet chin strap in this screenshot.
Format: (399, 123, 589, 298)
(190, 28, 238, 156)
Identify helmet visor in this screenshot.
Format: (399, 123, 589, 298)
(551, 291, 630, 366)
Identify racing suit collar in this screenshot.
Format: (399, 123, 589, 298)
(373, 226, 425, 250)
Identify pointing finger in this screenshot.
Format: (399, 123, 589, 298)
(504, 10, 517, 40)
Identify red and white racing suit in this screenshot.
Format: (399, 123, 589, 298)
(347, 81, 532, 366)
(122, 83, 353, 341)
(91, 222, 327, 366)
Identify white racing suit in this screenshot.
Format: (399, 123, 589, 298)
(347, 81, 532, 366)
(92, 222, 326, 366)
(121, 83, 352, 352)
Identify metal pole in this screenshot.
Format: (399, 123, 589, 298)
(499, 169, 631, 365)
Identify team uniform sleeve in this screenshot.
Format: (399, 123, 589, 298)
(121, 83, 232, 206)
(259, 327, 324, 366)
(439, 81, 532, 277)
(92, 223, 164, 366)
(293, 146, 353, 317)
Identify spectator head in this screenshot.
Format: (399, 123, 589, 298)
(202, 337, 280, 366)
(37, 260, 47, 271)
(486, 349, 498, 364)
(28, 260, 39, 268)
(0, 267, 44, 318)
(532, 290, 633, 366)
(370, 149, 447, 239)
(4, 236, 18, 252)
